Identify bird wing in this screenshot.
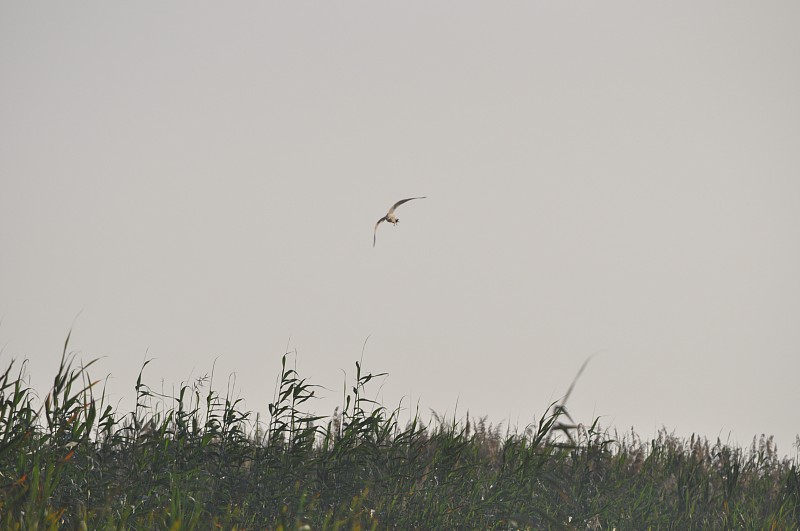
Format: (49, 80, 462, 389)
(373, 216, 387, 247)
(387, 196, 426, 215)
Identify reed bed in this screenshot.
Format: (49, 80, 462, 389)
(1, 337, 798, 529)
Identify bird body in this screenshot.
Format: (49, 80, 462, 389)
(373, 197, 426, 247)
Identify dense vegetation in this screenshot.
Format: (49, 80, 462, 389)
(1, 336, 798, 529)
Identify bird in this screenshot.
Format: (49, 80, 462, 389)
(373, 197, 426, 247)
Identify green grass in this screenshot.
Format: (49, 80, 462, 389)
(1, 336, 798, 529)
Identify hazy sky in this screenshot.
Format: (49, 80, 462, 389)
(2, 2, 798, 455)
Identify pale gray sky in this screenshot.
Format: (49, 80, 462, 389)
(1, 2, 798, 454)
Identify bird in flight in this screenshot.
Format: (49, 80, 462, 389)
(373, 197, 426, 247)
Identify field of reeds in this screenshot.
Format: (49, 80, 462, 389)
(1, 336, 799, 530)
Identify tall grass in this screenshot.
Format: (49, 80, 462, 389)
(0, 338, 798, 529)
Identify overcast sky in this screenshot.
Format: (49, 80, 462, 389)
(1, 2, 798, 455)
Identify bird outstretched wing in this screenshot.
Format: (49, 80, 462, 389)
(387, 196, 426, 215)
(373, 216, 387, 247)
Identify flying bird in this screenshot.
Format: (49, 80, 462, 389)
(373, 197, 426, 247)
